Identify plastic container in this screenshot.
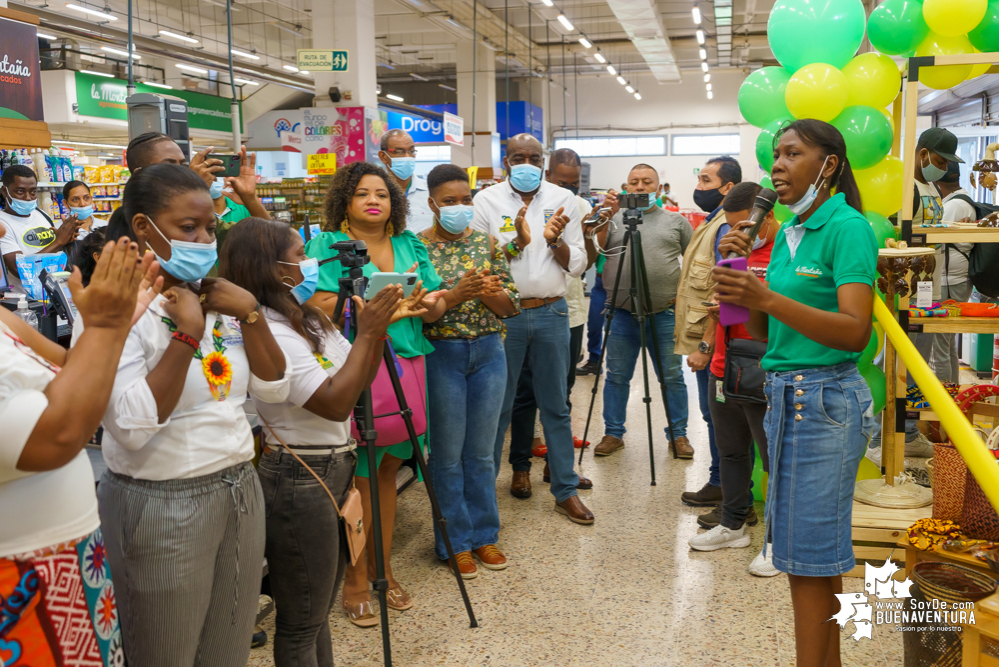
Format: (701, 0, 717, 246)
(14, 296, 38, 330)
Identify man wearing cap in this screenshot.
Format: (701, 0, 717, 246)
(378, 129, 435, 233)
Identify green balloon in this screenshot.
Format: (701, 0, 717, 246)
(858, 329, 880, 367)
(860, 363, 887, 414)
(864, 210, 899, 248)
(970, 0, 999, 52)
(832, 106, 893, 170)
(751, 443, 766, 503)
(738, 67, 792, 128)
(868, 0, 930, 56)
(768, 0, 867, 73)
(756, 118, 790, 172)
(760, 175, 795, 222)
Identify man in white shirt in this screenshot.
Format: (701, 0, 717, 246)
(471, 134, 593, 524)
(378, 129, 434, 233)
(0, 165, 82, 294)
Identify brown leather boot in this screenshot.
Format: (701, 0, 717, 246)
(543, 463, 593, 489)
(554, 496, 594, 524)
(594, 435, 624, 457)
(670, 436, 694, 459)
(510, 470, 532, 498)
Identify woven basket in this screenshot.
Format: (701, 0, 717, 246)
(933, 442, 968, 522)
(962, 473, 999, 541)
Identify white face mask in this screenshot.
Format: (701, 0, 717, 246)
(786, 155, 832, 216)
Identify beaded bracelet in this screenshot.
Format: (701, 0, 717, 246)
(171, 331, 200, 351)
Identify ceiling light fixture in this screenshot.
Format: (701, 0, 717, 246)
(692, 5, 702, 24)
(230, 48, 260, 60)
(271, 23, 305, 37)
(377, 62, 396, 69)
(82, 70, 114, 77)
(634, 92, 641, 100)
(625, 85, 634, 93)
(701, 61, 709, 72)
(707, 91, 714, 99)
(36, 32, 57, 40)
(143, 81, 173, 89)
(386, 93, 404, 102)
(101, 46, 139, 59)
(557, 14, 574, 31)
(410, 72, 429, 81)
(696, 29, 705, 45)
(699, 48, 707, 60)
(158, 30, 198, 44)
(541, 0, 553, 5)
(234, 77, 259, 85)
(706, 83, 712, 91)
(704, 73, 711, 83)
(65, 3, 117, 20)
(439, 83, 456, 91)
(578, 36, 591, 49)
(606, 64, 616, 75)
(203, 0, 241, 10)
(283, 64, 299, 72)
(616, 75, 626, 85)
(53, 140, 127, 149)
(176, 63, 209, 74)
(594, 51, 606, 63)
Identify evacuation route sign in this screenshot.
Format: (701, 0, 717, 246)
(307, 153, 336, 175)
(297, 50, 349, 72)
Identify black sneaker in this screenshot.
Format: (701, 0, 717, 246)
(680, 482, 722, 507)
(576, 360, 601, 376)
(251, 626, 267, 649)
(697, 506, 758, 529)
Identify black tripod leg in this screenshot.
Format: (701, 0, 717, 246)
(354, 389, 393, 667)
(579, 230, 633, 466)
(381, 346, 479, 628)
(627, 233, 657, 486)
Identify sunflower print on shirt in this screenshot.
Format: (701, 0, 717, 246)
(161, 318, 233, 401)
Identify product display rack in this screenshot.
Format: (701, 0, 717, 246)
(258, 177, 332, 229)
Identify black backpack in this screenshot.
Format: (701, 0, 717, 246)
(948, 194, 999, 298)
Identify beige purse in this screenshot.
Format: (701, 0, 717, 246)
(260, 418, 367, 566)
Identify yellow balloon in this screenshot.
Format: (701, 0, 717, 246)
(880, 107, 893, 125)
(785, 63, 849, 122)
(842, 53, 903, 110)
(857, 457, 882, 481)
(915, 32, 974, 89)
(923, 0, 987, 38)
(968, 49, 991, 80)
(874, 321, 885, 356)
(855, 156, 904, 217)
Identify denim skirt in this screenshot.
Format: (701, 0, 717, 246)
(763, 363, 876, 576)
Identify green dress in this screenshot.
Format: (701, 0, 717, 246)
(305, 229, 443, 477)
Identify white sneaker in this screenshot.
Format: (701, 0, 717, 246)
(905, 432, 935, 458)
(867, 446, 882, 467)
(688, 524, 751, 552)
(748, 544, 781, 577)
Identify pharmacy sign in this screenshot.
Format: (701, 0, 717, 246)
(297, 50, 349, 72)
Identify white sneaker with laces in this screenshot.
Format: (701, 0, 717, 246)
(748, 544, 781, 577)
(905, 432, 935, 458)
(688, 524, 751, 552)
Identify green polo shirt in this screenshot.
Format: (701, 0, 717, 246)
(762, 192, 877, 372)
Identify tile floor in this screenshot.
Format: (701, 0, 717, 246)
(248, 361, 904, 667)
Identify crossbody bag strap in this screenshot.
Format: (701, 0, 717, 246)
(259, 416, 345, 519)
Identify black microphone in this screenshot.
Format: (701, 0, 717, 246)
(726, 188, 778, 259)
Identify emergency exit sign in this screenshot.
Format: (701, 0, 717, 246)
(297, 50, 349, 72)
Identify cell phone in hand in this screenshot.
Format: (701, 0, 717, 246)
(364, 272, 418, 300)
(209, 153, 241, 178)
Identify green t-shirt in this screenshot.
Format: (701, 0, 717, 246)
(214, 198, 252, 252)
(596, 254, 606, 274)
(761, 192, 877, 372)
(305, 229, 443, 358)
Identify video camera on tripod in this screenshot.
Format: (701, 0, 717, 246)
(319, 240, 371, 323)
(617, 192, 650, 213)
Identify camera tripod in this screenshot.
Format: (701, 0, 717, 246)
(326, 241, 477, 667)
(578, 202, 680, 485)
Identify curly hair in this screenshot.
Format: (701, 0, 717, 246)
(322, 161, 408, 236)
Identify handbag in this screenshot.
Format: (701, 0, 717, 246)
(721, 328, 768, 404)
(349, 352, 428, 447)
(260, 418, 367, 567)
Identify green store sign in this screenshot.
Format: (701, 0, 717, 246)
(74, 72, 242, 133)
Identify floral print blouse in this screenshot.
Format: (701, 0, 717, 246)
(419, 229, 520, 339)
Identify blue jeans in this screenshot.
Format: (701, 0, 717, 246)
(603, 308, 688, 440)
(695, 368, 720, 487)
(427, 334, 505, 559)
(494, 299, 580, 503)
(586, 273, 606, 362)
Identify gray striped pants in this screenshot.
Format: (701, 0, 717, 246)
(97, 461, 266, 667)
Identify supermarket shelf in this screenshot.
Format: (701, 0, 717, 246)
(93, 196, 122, 201)
(915, 226, 999, 244)
(37, 181, 128, 188)
(909, 316, 999, 334)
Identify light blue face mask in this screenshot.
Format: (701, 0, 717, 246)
(641, 190, 660, 212)
(145, 215, 218, 283)
(786, 155, 831, 216)
(209, 179, 225, 200)
(920, 152, 948, 183)
(5, 191, 37, 216)
(388, 157, 416, 182)
(509, 163, 543, 193)
(435, 202, 474, 234)
(70, 205, 94, 220)
(278, 257, 319, 304)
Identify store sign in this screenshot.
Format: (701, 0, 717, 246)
(73, 71, 241, 133)
(297, 49, 348, 72)
(0, 17, 44, 121)
(443, 112, 463, 146)
(307, 153, 336, 175)
(384, 110, 444, 143)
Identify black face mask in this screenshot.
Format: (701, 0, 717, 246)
(558, 183, 579, 196)
(693, 187, 724, 213)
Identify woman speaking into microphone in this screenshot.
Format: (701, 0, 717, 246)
(712, 119, 877, 667)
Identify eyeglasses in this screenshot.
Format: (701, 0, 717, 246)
(386, 148, 417, 157)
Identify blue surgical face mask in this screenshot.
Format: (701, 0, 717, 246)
(70, 205, 94, 220)
(209, 179, 224, 200)
(388, 157, 416, 182)
(509, 163, 543, 193)
(921, 153, 947, 183)
(278, 257, 319, 304)
(145, 215, 218, 283)
(5, 190, 37, 216)
(786, 155, 831, 216)
(434, 202, 474, 234)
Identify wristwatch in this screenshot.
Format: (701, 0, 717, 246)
(698, 341, 714, 354)
(239, 303, 260, 325)
(507, 240, 522, 257)
(546, 235, 564, 249)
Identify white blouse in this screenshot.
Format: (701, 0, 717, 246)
(92, 295, 291, 480)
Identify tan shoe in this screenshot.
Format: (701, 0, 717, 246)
(542, 463, 593, 489)
(594, 435, 624, 457)
(451, 551, 478, 579)
(510, 470, 532, 498)
(385, 586, 413, 611)
(670, 436, 694, 459)
(343, 597, 378, 628)
(555, 496, 595, 525)
(473, 545, 508, 570)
